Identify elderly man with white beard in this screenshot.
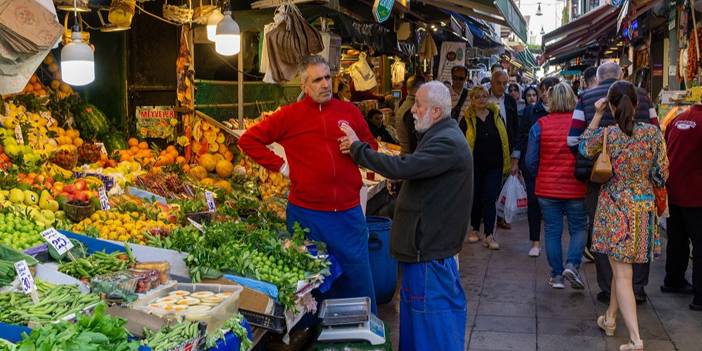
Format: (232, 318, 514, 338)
(338, 81, 473, 351)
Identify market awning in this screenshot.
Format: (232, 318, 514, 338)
(515, 48, 537, 68)
(448, 11, 503, 48)
(541, 4, 619, 60)
(429, 0, 528, 43)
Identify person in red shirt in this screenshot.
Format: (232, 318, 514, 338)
(238, 56, 379, 312)
(663, 103, 702, 311)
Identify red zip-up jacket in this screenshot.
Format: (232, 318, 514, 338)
(238, 96, 378, 212)
(665, 105, 702, 207)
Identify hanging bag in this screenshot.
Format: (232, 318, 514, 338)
(590, 127, 613, 183)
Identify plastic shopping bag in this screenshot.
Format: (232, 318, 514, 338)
(496, 175, 528, 224)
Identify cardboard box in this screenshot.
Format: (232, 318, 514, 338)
(202, 278, 274, 315)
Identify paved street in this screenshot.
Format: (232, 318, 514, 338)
(378, 219, 702, 350)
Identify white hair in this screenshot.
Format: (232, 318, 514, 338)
(419, 81, 452, 119)
(597, 62, 621, 81)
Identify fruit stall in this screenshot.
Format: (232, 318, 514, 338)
(0, 73, 345, 349)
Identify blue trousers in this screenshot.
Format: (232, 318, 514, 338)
(524, 175, 542, 242)
(538, 198, 587, 277)
(400, 259, 466, 351)
(286, 203, 377, 314)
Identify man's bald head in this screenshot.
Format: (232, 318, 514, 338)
(597, 62, 621, 81)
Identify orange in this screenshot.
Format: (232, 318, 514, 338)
(129, 146, 139, 154)
(73, 137, 84, 147)
(218, 143, 228, 154)
(175, 156, 186, 165)
(138, 141, 149, 150)
(128, 138, 139, 147)
(166, 145, 177, 153)
(182, 164, 191, 173)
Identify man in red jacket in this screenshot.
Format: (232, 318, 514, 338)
(663, 103, 702, 311)
(238, 56, 379, 312)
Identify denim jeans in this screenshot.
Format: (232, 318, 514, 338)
(538, 197, 587, 277)
(524, 175, 542, 242)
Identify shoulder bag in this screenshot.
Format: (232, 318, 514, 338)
(590, 127, 613, 183)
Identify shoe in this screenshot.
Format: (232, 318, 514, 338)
(583, 247, 595, 263)
(596, 315, 616, 336)
(660, 281, 694, 294)
(689, 302, 702, 311)
(563, 263, 585, 290)
(635, 292, 647, 305)
(548, 275, 565, 289)
(619, 340, 644, 351)
(497, 218, 511, 230)
(468, 230, 480, 243)
(483, 236, 500, 250)
(528, 246, 540, 257)
(596, 291, 611, 304)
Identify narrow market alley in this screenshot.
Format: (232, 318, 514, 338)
(378, 220, 702, 351)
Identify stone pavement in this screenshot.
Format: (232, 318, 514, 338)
(377, 219, 702, 350)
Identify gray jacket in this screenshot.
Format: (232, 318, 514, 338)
(350, 118, 473, 262)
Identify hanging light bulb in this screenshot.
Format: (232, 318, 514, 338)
(215, 9, 240, 56)
(207, 9, 224, 42)
(61, 0, 94, 86)
(536, 2, 543, 16)
(540, 26, 545, 35)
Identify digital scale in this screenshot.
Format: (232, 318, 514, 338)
(317, 297, 386, 345)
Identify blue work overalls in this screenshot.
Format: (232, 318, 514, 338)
(400, 258, 467, 351)
(287, 203, 377, 314)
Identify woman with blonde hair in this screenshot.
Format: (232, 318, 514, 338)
(525, 83, 587, 290)
(464, 86, 510, 249)
(579, 81, 668, 351)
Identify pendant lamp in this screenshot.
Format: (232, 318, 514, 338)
(207, 9, 224, 42)
(61, 0, 94, 86)
(214, 9, 240, 55)
(536, 2, 543, 16)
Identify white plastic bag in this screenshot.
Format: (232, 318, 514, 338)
(496, 175, 528, 224)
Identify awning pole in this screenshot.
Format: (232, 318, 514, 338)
(238, 34, 244, 127)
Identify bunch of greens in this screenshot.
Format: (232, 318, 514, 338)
(16, 303, 138, 351)
(141, 321, 199, 351)
(204, 313, 251, 350)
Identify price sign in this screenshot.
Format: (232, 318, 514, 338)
(98, 186, 110, 210)
(95, 142, 108, 156)
(205, 191, 216, 212)
(14, 125, 23, 144)
(187, 218, 205, 233)
(14, 260, 35, 294)
(40, 111, 56, 127)
(41, 228, 74, 256)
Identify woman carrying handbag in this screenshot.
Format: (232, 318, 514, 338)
(579, 81, 669, 351)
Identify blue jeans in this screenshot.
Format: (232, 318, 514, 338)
(471, 168, 503, 236)
(524, 175, 542, 242)
(537, 198, 587, 277)
(400, 258, 466, 351)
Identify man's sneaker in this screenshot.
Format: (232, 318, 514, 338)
(548, 275, 565, 289)
(497, 218, 511, 230)
(483, 236, 500, 250)
(583, 247, 595, 263)
(563, 263, 585, 289)
(468, 230, 480, 243)
(528, 246, 540, 257)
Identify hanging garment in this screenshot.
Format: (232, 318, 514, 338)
(418, 31, 438, 62)
(349, 52, 377, 91)
(391, 59, 406, 85)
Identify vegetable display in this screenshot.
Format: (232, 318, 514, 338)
(205, 313, 251, 350)
(58, 250, 133, 280)
(0, 281, 100, 325)
(16, 303, 138, 351)
(141, 321, 200, 351)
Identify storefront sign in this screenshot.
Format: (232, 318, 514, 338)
(372, 0, 395, 23)
(136, 106, 177, 139)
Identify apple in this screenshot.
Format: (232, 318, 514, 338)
(74, 179, 87, 192)
(63, 184, 76, 193)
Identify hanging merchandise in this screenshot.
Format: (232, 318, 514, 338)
(192, 0, 218, 24)
(391, 58, 405, 85)
(107, 0, 136, 27)
(163, 0, 194, 24)
(418, 29, 438, 73)
(265, 3, 323, 83)
(264, 7, 297, 83)
(320, 31, 342, 74)
(438, 42, 466, 83)
(348, 52, 377, 91)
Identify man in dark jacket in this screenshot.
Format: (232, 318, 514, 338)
(395, 75, 426, 154)
(565, 62, 659, 305)
(339, 81, 472, 351)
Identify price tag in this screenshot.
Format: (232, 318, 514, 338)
(14, 125, 23, 144)
(95, 142, 108, 156)
(205, 191, 216, 212)
(187, 218, 205, 233)
(40, 111, 56, 127)
(14, 260, 39, 303)
(98, 186, 110, 210)
(41, 228, 74, 256)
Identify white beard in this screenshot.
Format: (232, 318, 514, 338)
(413, 109, 433, 133)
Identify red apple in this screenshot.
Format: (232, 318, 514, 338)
(64, 185, 76, 193)
(74, 179, 87, 191)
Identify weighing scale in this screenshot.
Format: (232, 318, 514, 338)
(317, 297, 386, 345)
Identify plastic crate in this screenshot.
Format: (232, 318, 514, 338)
(239, 302, 286, 334)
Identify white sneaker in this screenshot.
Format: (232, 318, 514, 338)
(467, 230, 480, 243)
(483, 236, 500, 250)
(528, 246, 540, 257)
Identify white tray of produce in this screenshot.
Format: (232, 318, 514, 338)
(133, 282, 243, 335)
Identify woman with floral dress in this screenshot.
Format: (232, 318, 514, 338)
(579, 81, 668, 351)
